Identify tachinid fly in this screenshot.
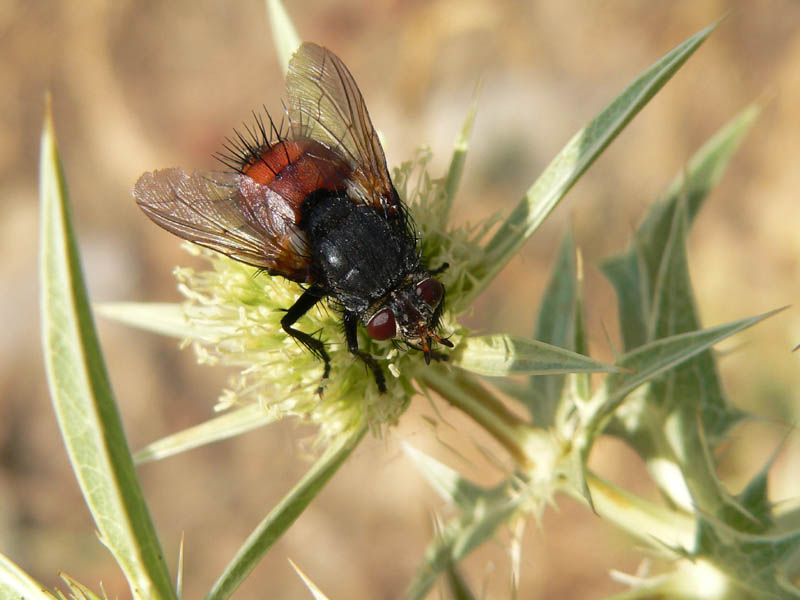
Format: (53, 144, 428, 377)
(133, 42, 452, 393)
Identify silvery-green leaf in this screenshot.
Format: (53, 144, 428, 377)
(452, 334, 617, 377)
(39, 98, 175, 600)
(267, 0, 301, 75)
(134, 403, 276, 464)
(206, 425, 366, 600)
(453, 21, 719, 310)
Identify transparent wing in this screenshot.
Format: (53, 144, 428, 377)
(286, 42, 400, 211)
(133, 168, 312, 282)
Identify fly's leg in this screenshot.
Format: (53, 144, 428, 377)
(430, 262, 449, 276)
(281, 288, 330, 393)
(425, 349, 450, 363)
(406, 343, 450, 363)
(343, 312, 386, 393)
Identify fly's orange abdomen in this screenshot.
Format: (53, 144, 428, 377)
(243, 139, 351, 209)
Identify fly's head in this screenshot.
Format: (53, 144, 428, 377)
(364, 274, 453, 363)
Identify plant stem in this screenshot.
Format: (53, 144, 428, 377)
(417, 367, 536, 470)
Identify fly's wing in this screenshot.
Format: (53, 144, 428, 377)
(133, 168, 312, 283)
(286, 42, 402, 216)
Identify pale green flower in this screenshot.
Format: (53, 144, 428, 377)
(171, 149, 473, 439)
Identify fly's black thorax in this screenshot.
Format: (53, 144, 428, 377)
(300, 190, 420, 314)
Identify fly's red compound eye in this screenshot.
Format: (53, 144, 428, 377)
(367, 308, 397, 340)
(415, 278, 444, 308)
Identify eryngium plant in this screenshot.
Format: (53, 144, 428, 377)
(17, 3, 799, 599)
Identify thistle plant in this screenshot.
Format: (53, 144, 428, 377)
(15, 2, 800, 599)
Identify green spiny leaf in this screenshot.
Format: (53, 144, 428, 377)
(206, 425, 366, 600)
(58, 573, 108, 600)
(454, 21, 719, 310)
(0, 553, 59, 599)
(528, 229, 579, 424)
(718, 438, 785, 535)
(598, 251, 648, 351)
(642, 103, 761, 253)
(96, 302, 206, 340)
(452, 333, 617, 377)
(402, 442, 504, 511)
(694, 518, 800, 598)
(39, 98, 175, 600)
(600, 103, 761, 351)
(592, 307, 785, 428)
(441, 84, 480, 222)
(134, 403, 277, 464)
(647, 195, 743, 444)
(267, 0, 301, 75)
(612, 198, 743, 511)
(289, 559, 331, 600)
(406, 492, 523, 600)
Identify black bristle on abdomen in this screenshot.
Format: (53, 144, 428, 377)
(214, 107, 287, 174)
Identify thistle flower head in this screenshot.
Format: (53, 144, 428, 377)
(176, 149, 478, 440)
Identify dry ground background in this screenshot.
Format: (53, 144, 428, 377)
(2, 0, 800, 598)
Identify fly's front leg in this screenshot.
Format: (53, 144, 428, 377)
(281, 287, 330, 391)
(429, 262, 449, 276)
(343, 312, 386, 393)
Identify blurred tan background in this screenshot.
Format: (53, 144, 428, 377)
(2, 0, 800, 598)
